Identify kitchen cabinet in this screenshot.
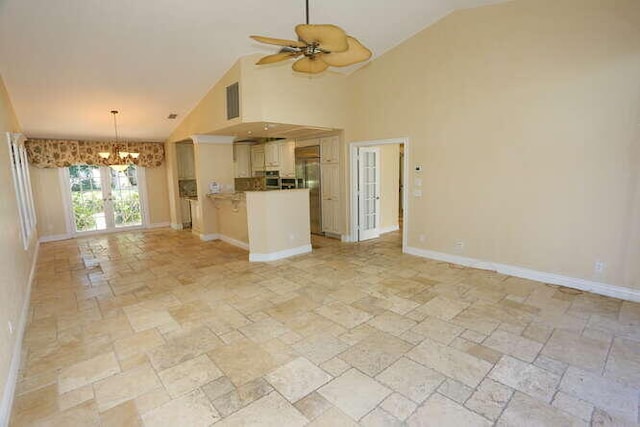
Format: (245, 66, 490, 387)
(320, 136, 340, 164)
(234, 143, 252, 178)
(322, 199, 340, 235)
(179, 198, 192, 228)
(189, 199, 201, 233)
(321, 163, 341, 234)
(177, 143, 195, 179)
(264, 141, 280, 170)
(251, 145, 265, 175)
(279, 140, 296, 178)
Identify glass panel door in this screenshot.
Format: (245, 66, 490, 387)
(358, 147, 381, 241)
(111, 165, 142, 228)
(68, 165, 107, 232)
(67, 165, 143, 233)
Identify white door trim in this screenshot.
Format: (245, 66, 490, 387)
(349, 137, 409, 251)
(357, 146, 381, 241)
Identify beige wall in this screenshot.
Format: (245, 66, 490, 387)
(144, 164, 171, 225)
(246, 189, 310, 255)
(193, 142, 235, 237)
(168, 55, 348, 144)
(30, 162, 171, 239)
(379, 144, 400, 231)
(0, 75, 38, 413)
(218, 200, 249, 244)
(30, 167, 67, 237)
(346, 0, 640, 288)
(241, 54, 348, 129)
(168, 60, 242, 143)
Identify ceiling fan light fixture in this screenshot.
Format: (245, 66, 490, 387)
(295, 24, 349, 53)
(320, 36, 372, 67)
(250, 0, 371, 74)
(256, 51, 301, 65)
(292, 56, 329, 74)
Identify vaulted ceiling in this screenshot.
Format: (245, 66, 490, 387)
(0, 0, 506, 141)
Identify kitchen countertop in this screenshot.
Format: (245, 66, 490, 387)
(206, 192, 245, 201)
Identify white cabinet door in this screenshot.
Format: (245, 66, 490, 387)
(264, 142, 280, 170)
(279, 140, 296, 177)
(322, 199, 336, 234)
(251, 146, 265, 175)
(177, 144, 195, 179)
(320, 136, 340, 164)
(234, 144, 251, 178)
(321, 163, 340, 234)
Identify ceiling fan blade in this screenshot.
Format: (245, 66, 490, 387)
(292, 56, 329, 74)
(321, 36, 372, 67)
(295, 24, 349, 52)
(256, 52, 300, 65)
(250, 35, 306, 48)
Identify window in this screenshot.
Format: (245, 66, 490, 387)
(7, 133, 36, 249)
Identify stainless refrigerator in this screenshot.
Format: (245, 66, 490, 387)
(295, 146, 322, 235)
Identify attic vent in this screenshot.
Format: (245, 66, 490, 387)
(226, 82, 240, 120)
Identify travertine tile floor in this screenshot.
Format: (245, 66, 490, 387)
(10, 229, 640, 426)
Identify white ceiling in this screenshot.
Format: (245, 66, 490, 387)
(0, 0, 506, 141)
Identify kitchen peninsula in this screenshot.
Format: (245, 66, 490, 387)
(205, 188, 311, 262)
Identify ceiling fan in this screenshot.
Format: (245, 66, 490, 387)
(250, 0, 372, 74)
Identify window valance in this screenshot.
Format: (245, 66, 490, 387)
(25, 139, 165, 168)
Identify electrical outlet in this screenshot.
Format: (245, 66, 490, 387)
(419, 234, 427, 243)
(413, 189, 422, 197)
(8, 321, 14, 335)
(414, 178, 422, 187)
(594, 261, 605, 274)
(455, 240, 465, 253)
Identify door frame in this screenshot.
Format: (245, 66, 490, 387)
(357, 146, 381, 241)
(59, 165, 150, 237)
(349, 137, 409, 250)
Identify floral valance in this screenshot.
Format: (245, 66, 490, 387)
(25, 139, 165, 168)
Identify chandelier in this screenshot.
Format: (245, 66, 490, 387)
(98, 110, 139, 173)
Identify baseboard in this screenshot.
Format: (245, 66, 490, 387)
(171, 223, 183, 230)
(219, 235, 249, 251)
(341, 234, 355, 243)
(249, 244, 312, 262)
(404, 246, 640, 303)
(198, 233, 220, 242)
(147, 222, 171, 229)
(379, 225, 400, 235)
(38, 233, 72, 243)
(404, 247, 497, 271)
(1, 242, 39, 427)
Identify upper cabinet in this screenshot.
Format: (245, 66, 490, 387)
(177, 143, 195, 180)
(251, 145, 265, 175)
(320, 136, 340, 164)
(234, 144, 252, 178)
(264, 141, 281, 170)
(279, 141, 296, 178)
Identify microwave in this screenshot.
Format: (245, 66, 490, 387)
(265, 170, 280, 190)
(280, 178, 297, 190)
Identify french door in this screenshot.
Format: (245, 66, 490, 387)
(65, 165, 144, 234)
(357, 147, 381, 241)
